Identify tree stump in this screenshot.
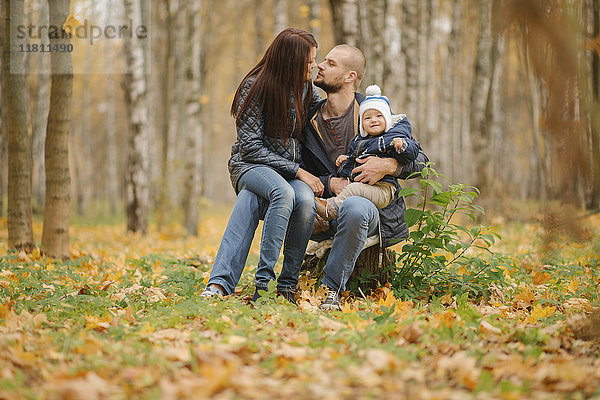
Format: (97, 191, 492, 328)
(301, 239, 396, 294)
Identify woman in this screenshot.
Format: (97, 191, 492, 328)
(201, 28, 323, 302)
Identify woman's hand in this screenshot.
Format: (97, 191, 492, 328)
(297, 168, 324, 196)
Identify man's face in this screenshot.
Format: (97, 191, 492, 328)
(314, 48, 349, 93)
(362, 109, 386, 136)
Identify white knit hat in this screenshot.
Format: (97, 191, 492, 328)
(358, 85, 393, 137)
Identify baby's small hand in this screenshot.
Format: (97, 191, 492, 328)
(393, 137, 405, 152)
(336, 155, 348, 167)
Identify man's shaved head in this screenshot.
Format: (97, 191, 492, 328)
(333, 44, 366, 89)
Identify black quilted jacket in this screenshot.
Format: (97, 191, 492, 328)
(301, 93, 429, 248)
(228, 78, 322, 192)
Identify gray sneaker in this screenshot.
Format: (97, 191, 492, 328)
(200, 285, 225, 298)
(321, 289, 341, 311)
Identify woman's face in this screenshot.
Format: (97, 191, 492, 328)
(306, 47, 317, 81)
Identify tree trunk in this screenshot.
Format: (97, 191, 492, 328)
(384, 0, 403, 107)
(31, 0, 49, 211)
(123, 0, 150, 234)
(488, 34, 505, 195)
(182, 0, 203, 235)
(78, 26, 94, 215)
(424, 0, 437, 151)
(3, 0, 34, 252)
(363, 0, 386, 87)
(401, 0, 418, 119)
(156, 0, 174, 230)
(470, 0, 494, 194)
(274, 0, 288, 34)
(42, 0, 73, 259)
(105, 0, 118, 215)
(308, 0, 321, 49)
(587, 0, 600, 209)
(0, 7, 6, 219)
(329, 0, 360, 46)
(438, 1, 462, 177)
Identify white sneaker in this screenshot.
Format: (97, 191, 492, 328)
(200, 285, 225, 298)
(320, 289, 341, 310)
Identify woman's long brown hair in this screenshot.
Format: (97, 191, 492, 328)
(231, 28, 317, 142)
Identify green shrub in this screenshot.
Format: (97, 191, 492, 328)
(390, 163, 514, 300)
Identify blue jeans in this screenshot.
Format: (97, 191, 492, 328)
(311, 196, 380, 292)
(208, 166, 315, 295)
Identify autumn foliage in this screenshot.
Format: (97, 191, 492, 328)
(0, 209, 598, 399)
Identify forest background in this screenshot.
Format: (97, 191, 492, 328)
(1, 0, 599, 258)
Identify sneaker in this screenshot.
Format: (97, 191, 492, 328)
(321, 289, 341, 311)
(312, 214, 330, 235)
(277, 289, 297, 305)
(315, 197, 328, 220)
(200, 285, 225, 298)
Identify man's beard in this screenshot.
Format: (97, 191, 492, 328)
(314, 77, 344, 94)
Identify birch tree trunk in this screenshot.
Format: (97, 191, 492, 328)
(156, 0, 176, 229)
(123, 0, 150, 234)
(401, 0, 418, 119)
(424, 0, 437, 148)
(329, 0, 360, 46)
(308, 0, 321, 48)
(438, 1, 461, 177)
(105, 0, 118, 215)
(363, 0, 386, 87)
(31, 0, 49, 211)
(384, 0, 403, 111)
(182, 0, 203, 235)
(274, 0, 288, 34)
(469, 0, 494, 193)
(41, 0, 72, 258)
(79, 14, 94, 215)
(488, 35, 505, 194)
(3, 0, 34, 252)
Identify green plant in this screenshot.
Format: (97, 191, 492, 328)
(390, 163, 514, 300)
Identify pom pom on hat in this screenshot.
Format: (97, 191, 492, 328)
(359, 84, 393, 137)
(365, 85, 382, 96)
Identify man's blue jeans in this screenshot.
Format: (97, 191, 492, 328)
(207, 166, 315, 295)
(311, 196, 380, 292)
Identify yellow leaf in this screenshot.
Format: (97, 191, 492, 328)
(62, 14, 81, 36)
(532, 270, 551, 285)
(514, 286, 536, 305)
(457, 265, 469, 276)
(523, 304, 556, 324)
(340, 302, 353, 313)
(378, 290, 396, 309)
(567, 280, 579, 293)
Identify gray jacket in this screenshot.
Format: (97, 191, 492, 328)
(227, 78, 321, 192)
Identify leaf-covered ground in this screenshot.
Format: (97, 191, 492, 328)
(0, 206, 599, 399)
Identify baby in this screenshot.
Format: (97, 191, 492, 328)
(314, 85, 419, 233)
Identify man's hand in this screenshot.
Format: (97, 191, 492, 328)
(352, 156, 399, 185)
(329, 177, 349, 196)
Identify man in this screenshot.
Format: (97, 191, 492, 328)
(301, 45, 428, 310)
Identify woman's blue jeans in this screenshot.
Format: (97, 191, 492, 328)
(207, 166, 315, 295)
